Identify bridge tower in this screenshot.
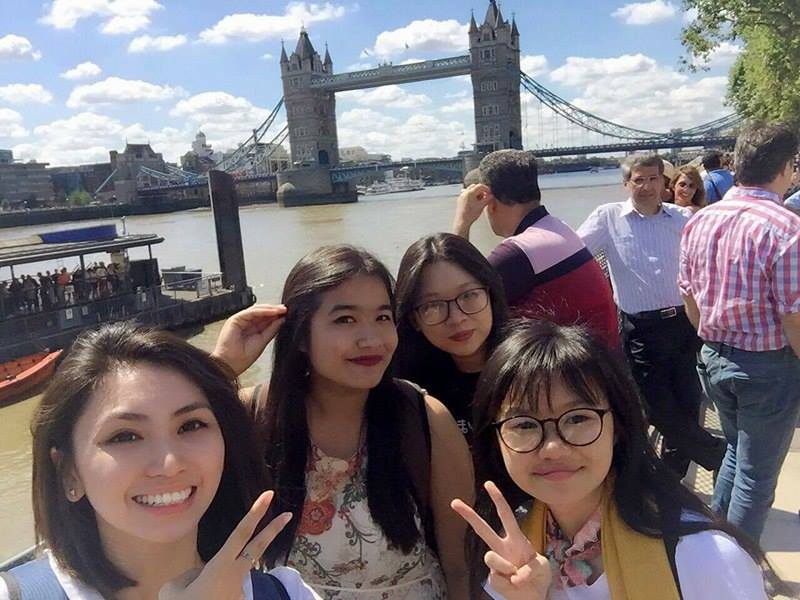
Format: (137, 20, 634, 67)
(281, 29, 339, 167)
(469, 1, 522, 152)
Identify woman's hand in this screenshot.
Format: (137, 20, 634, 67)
(212, 304, 287, 377)
(451, 481, 551, 600)
(160, 491, 292, 600)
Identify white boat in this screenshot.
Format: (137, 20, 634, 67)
(361, 168, 425, 195)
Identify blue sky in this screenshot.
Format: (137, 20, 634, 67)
(0, 0, 739, 166)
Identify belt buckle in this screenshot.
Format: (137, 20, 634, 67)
(660, 306, 677, 319)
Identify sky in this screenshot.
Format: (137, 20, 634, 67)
(0, 0, 741, 167)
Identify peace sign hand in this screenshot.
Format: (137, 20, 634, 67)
(212, 304, 287, 377)
(159, 491, 292, 600)
(451, 481, 551, 600)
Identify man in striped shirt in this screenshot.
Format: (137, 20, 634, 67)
(578, 154, 725, 478)
(679, 122, 800, 541)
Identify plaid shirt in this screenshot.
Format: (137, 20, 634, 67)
(678, 186, 800, 351)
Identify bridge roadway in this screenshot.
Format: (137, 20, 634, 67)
(533, 135, 737, 158)
(310, 55, 472, 93)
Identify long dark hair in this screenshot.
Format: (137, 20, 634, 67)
(469, 320, 778, 596)
(30, 322, 267, 598)
(395, 233, 508, 381)
(257, 244, 423, 564)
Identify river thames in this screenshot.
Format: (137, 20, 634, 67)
(0, 170, 625, 561)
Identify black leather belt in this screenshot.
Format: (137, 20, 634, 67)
(624, 305, 685, 320)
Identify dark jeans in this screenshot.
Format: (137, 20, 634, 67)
(700, 342, 800, 541)
(622, 311, 724, 476)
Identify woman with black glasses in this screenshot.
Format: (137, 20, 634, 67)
(395, 233, 508, 444)
(450, 320, 782, 600)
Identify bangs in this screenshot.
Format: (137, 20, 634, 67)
(499, 365, 608, 417)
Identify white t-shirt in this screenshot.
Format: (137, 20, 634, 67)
(486, 529, 767, 600)
(0, 553, 321, 600)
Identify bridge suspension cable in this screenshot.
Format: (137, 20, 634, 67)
(214, 97, 285, 173)
(519, 70, 741, 143)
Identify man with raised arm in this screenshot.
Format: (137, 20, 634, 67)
(452, 149, 618, 349)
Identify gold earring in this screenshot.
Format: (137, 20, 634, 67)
(69, 488, 77, 498)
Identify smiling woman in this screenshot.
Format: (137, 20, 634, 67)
(212, 245, 474, 599)
(0, 322, 320, 599)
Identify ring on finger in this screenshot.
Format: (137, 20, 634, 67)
(239, 549, 257, 567)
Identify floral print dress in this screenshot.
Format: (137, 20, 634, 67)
(287, 441, 446, 599)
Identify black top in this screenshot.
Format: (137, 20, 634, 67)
(416, 358, 480, 445)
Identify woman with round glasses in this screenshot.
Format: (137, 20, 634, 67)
(395, 233, 508, 443)
(450, 320, 782, 600)
(669, 165, 706, 214)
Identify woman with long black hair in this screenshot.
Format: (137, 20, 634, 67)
(212, 245, 473, 599)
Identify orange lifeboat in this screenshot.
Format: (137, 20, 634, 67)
(0, 350, 62, 407)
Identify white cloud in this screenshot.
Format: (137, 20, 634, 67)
(40, 0, 163, 34)
(0, 34, 42, 61)
(612, 1, 676, 25)
(362, 19, 468, 58)
(67, 77, 186, 108)
(339, 85, 432, 109)
(0, 84, 53, 105)
(440, 98, 473, 114)
(0, 108, 28, 138)
(345, 62, 374, 72)
(700, 41, 743, 68)
(683, 7, 699, 23)
(128, 34, 188, 53)
(521, 55, 548, 77)
(261, 53, 274, 61)
(338, 109, 469, 158)
(198, 2, 346, 44)
(543, 53, 729, 136)
(170, 91, 274, 152)
(12, 111, 194, 166)
(61, 61, 102, 80)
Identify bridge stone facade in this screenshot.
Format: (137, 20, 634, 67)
(280, 0, 522, 172)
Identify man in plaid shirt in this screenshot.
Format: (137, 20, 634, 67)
(679, 122, 800, 541)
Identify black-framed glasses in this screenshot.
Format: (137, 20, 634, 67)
(494, 408, 611, 453)
(414, 287, 489, 326)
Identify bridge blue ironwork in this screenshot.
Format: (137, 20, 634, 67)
(310, 55, 472, 93)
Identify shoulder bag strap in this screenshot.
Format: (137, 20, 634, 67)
(0, 572, 22, 600)
(659, 500, 685, 600)
(250, 571, 291, 600)
(395, 378, 437, 555)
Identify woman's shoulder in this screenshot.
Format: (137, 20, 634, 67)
(675, 528, 767, 599)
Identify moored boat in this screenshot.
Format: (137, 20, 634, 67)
(0, 349, 62, 406)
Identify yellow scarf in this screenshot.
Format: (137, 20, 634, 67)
(521, 491, 680, 600)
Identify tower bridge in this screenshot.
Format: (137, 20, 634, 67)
(129, 0, 741, 206)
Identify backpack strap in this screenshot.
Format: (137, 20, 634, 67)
(395, 378, 438, 556)
(250, 571, 291, 600)
(659, 500, 685, 600)
(4, 558, 67, 600)
(0, 571, 21, 600)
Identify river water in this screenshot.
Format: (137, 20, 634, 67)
(0, 169, 626, 561)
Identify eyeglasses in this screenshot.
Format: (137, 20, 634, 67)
(494, 408, 611, 453)
(414, 287, 489, 326)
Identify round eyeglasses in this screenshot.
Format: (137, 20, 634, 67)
(494, 408, 611, 453)
(414, 287, 489, 326)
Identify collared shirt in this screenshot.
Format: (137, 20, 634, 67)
(679, 186, 800, 351)
(703, 169, 734, 204)
(577, 199, 691, 314)
(488, 205, 619, 348)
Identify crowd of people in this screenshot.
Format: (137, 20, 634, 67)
(1, 120, 798, 600)
(0, 262, 128, 319)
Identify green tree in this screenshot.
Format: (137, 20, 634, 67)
(67, 189, 93, 206)
(681, 0, 800, 124)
